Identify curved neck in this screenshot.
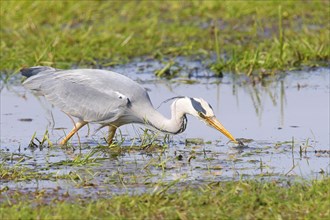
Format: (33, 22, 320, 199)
(139, 99, 188, 134)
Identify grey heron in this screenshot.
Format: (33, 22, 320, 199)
(21, 66, 237, 145)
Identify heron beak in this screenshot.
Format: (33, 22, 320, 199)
(205, 116, 238, 143)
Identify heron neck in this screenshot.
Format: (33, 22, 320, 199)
(141, 103, 187, 134)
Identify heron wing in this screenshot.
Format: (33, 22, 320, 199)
(23, 69, 134, 123)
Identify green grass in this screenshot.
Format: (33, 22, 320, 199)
(1, 2, 329, 218)
(1, 1, 329, 76)
(1, 178, 329, 219)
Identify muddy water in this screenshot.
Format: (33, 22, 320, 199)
(0, 61, 329, 196)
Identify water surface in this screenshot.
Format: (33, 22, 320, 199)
(1, 62, 329, 197)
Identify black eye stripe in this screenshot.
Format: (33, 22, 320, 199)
(190, 98, 206, 114)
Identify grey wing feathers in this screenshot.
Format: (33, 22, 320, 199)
(22, 68, 136, 123)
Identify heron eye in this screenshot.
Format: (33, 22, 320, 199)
(198, 112, 206, 119)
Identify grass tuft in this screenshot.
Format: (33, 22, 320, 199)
(1, 1, 329, 75)
(1, 178, 329, 219)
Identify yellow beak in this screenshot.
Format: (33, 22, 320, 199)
(205, 116, 238, 143)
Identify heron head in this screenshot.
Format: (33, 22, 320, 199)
(187, 97, 237, 143)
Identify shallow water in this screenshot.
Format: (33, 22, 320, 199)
(0, 61, 329, 197)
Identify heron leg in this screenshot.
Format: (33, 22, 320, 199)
(60, 121, 88, 145)
(107, 125, 117, 145)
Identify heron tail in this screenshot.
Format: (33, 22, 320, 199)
(20, 66, 56, 78)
